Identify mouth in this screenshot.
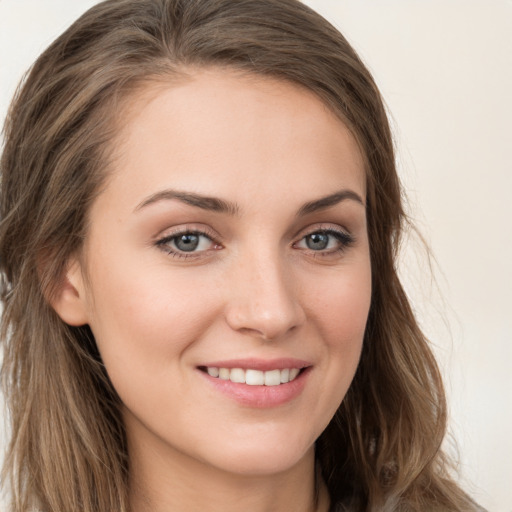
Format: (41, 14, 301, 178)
(198, 366, 304, 386)
(196, 359, 312, 407)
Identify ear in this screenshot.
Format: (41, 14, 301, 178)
(50, 258, 89, 326)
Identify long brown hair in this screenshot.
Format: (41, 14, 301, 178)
(1, 1, 479, 510)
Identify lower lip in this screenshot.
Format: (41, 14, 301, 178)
(198, 368, 311, 408)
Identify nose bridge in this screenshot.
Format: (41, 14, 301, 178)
(225, 244, 304, 340)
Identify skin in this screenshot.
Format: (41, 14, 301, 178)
(53, 69, 372, 512)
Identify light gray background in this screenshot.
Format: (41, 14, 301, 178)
(1, 1, 511, 510)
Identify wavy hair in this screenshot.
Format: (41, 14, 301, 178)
(0, 0, 479, 510)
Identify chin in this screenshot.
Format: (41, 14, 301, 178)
(196, 430, 317, 477)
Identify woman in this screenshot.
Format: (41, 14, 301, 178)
(0, 0, 482, 510)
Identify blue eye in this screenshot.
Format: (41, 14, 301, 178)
(174, 233, 203, 252)
(296, 229, 353, 253)
(305, 232, 330, 250)
(157, 231, 216, 256)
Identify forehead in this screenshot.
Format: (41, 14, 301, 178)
(101, 68, 366, 214)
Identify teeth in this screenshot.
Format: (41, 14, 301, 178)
(246, 369, 265, 385)
(207, 367, 219, 378)
(264, 369, 281, 386)
(219, 368, 230, 380)
(230, 368, 245, 383)
(289, 368, 300, 381)
(205, 367, 302, 386)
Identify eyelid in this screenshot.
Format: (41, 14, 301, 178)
(293, 223, 353, 241)
(154, 224, 217, 240)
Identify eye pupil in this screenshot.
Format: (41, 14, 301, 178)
(175, 234, 199, 252)
(306, 232, 329, 250)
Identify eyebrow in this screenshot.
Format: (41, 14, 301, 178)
(135, 190, 240, 215)
(297, 190, 365, 216)
(135, 188, 364, 216)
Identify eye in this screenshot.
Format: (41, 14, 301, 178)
(156, 229, 219, 257)
(295, 229, 354, 253)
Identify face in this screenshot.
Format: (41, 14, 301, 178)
(62, 69, 371, 478)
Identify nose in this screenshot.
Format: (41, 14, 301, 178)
(224, 250, 306, 341)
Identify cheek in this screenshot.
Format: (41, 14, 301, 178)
(83, 254, 221, 384)
(306, 261, 372, 353)
(296, 260, 371, 437)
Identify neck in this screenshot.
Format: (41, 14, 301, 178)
(128, 432, 330, 512)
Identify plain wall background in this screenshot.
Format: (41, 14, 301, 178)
(1, 1, 510, 510)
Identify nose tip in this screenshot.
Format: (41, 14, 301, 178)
(228, 307, 303, 341)
(224, 262, 305, 341)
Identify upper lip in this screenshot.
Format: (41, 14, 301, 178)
(198, 358, 312, 372)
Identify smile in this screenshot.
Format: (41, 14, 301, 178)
(198, 360, 311, 407)
(203, 367, 301, 386)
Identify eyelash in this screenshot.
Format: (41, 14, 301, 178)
(155, 228, 220, 259)
(294, 228, 355, 257)
(155, 226, 355, 260)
